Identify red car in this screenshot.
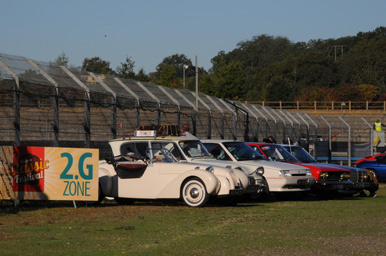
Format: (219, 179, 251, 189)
(247, 142, 352, 194)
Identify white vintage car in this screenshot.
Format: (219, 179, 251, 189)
(168, 135, 265, 196)
(201, 140, 315, 196)
(97, 130, 250, 207)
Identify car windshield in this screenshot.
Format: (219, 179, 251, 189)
(147, 145, 178, 163)
(259, 144, 299, 162)
(284, 146, 316, 163)
(223, 142, 265, 161)
(178, 140, 213, 158)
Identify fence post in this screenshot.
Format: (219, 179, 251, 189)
(297, 101, 299, 110)
(27, 58, 60, 146)
(0, 60, 20, 146)
(314, 101, 316, 110)
(339, 116, 351, 166)
(60, 66, 91, 148)
(332, 101, 334, 110)
(13, 81, 20, 146)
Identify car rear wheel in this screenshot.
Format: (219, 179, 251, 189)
(83, 184, 105, 206)
(181, 178, 209, 207)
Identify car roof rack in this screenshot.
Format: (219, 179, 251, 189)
(123, 124, 179, 138)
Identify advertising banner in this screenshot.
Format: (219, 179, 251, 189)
(0, 146, 99, 201)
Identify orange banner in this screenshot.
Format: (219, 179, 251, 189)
(3, 146, 99, 201)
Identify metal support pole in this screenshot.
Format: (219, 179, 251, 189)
(84, 91, 91, 148)
(207, 111, 212, 139)
(14, 81, 20, 146)
(111, 97, 117, 139)
(339, 116, 351, 166)
(52, 87, 59, 146)
(320, 115, 332, 163)
(305, 113, 318, 158)
(361, 117, 374, 155)
(136, 101, 140, 128)
(157, 103, 161, 125)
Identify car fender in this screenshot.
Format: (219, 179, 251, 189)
(156, 169, 220, 199)
(98, 165, 116, 197)
(215, 175, 232, 195)
(231, 168, 249, 190)
(211, 167, 237, 188)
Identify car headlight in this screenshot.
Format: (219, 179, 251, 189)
(319, 171, 329, 179)
(205, 166, 214, 173)
(306, 169, 312, 176)
(341, 172, 350, 180)
(279, 170, 291, 177)
(255, 167, 264, 175)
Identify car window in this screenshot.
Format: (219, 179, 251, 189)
(285, 146, 315, 163)
(120, 142, 149, 158)
(222, 142, 264, 161)
(151, 142, 185, 161)
(204, 143, 231, 160)
(260, 145, 298, 162)
(149, 142, 178, 162)
(178, 140, 212, 158)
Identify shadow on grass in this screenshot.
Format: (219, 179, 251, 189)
(1, 192, 377, 214)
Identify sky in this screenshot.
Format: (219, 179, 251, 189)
(1, 0, 385, 73)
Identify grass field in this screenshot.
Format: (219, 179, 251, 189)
(1, 185, 386, 256)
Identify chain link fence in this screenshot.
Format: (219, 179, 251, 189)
(0, 53, 379, 167)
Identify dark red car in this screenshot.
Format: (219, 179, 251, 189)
(247, 142, 352, 194)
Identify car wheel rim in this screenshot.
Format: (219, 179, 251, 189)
(183, 181, 205, 206)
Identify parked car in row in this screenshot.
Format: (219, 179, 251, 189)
(356, 153, 386, 181)
(280, 144, 372, 195)
(247, 142, 353, 195)
(201, 140, 315, 198)
(97, 125, 251, 207)
(170, 138, 265, 197)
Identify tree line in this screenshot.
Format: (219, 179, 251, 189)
(57, 26, 386, 102)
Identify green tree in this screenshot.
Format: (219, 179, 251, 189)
(157, 65, 178, 87)
(82, 57, 114, 75)
(156, 54, 194, 79)
(55, 52, 69, 67)
(116, 57, 136, 79)
(136, 68, 150, 82)
(340, 37, 386, 90)
(213, 61, 246, 100)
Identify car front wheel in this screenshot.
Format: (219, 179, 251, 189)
(181, 178, 209, 207)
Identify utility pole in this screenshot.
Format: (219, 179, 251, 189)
(332, 45, 346, 62)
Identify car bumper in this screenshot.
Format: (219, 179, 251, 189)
(314, 180, 353, 190)
(246, 183, 263, 193)
(229, 187, 245, 196)
(350, 181, 372, 189)
(267, 177, 315, 192)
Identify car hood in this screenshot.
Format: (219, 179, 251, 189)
(297, 163, 350, 172)
(185, 158, 245, 169)
(241, 160, 310, 171)
(310, 162, 365, 172)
